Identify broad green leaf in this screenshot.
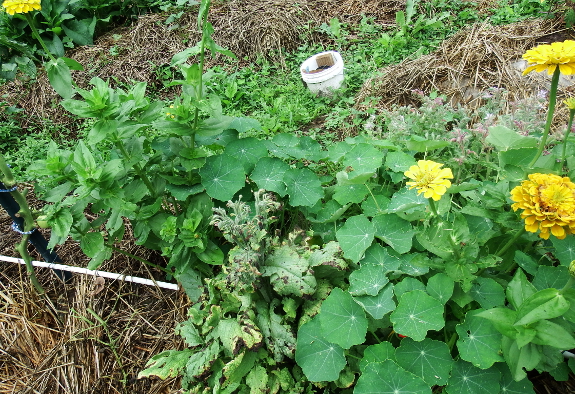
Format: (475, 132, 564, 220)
(262, 245, 317, 297)
(362, 244, 402, 272)
(531, 320, 575, 349)
(245, 365, 268, 393)
(355, 360, 431, 394)
(361, 194, 391, 217)
(177, 269, 204, 302)
(532, 265, 569, 291)
(550, 236, 575, 267)
(497, 363, 535, 394)
(295, 317, 346, 382)
(476, 307, 518, 339)
(353, 284, 396, 319)
(485, 125, 537, 151)
(186, 341, 220, 378)
(372, 214, 415, 254)
(387, 188, 427, 214)
(310, 200, 351, 223)
(343, 143, 384, 173)
(175, 319, 203, 346)
(426, 273, 454, 304)
(319, 288, 368, 349)
(336, 215, 375, 262)
(405, 137, 450, 153)
(46, 58, 74, 99)
(283, 168, 323, 207)
(228, 116, 261, 133)
(348, 262, 390, 296)
(80, 232, 104, 258)
(515, 288, 570, 326)
(395, 338, 454, 386)
(394, 277, 426, 299)
(138, 349, 193, 379)
(328, 141, 353, 162)
(390, 290, 445, 341)
(445, 360, 501, 394)
(225, 137, 268, 173)
(501, 337, 540, 381)
(333, 183, 369, 205)
(507, 268, 536, 310)
(250, 157, 289, 197)
(470, 277, 506, 309)
(456, 309, 504, 369)
(199, 154, 246, 201)
(514, 250, 539, 276)
(385, 151, 417, 172)
(359, 342, 396, 372)
(397, 253, 430, 276)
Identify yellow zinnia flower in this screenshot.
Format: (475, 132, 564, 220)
(404, 160, 453, 201)
(2, 0, 41, 15)
(564, 97, 575, 110)
(510, 173, 575, 240)
(522, 40, 575, 76)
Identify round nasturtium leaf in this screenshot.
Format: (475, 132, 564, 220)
(456, 309, 503, 369)
(295, 317, 346, 382)
(199, 154, 246, 201)
(426, 273, 454, 304)
(395, 338, 454, 386)
(336, 215, 375, 263)
(283, 167, 324, 207)
(250, 157, 289, 197)
(359, 342, 396, 373)
(353, 283, 396, 319)
(355, 360, 431, 394)
(445, 360, 501, 394)
(390, 290, 445, 341)
(319, 288, 368, 349)
(342, 143, 384, 174)
(348, 262, 390, 296)
(226, 137, 268, 173)
(470, 277, 506, 309)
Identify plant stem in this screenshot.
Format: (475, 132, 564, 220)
(528, 68, 561, 168)
(428, 198, 439, 216)
(192, 1, 210, 132)
(25, 14, 57, 63)
(111, 247, 170, 274)
(562, 109, 575, 173)
(114, 141, 156, 196)
(496, 227, 526, 259)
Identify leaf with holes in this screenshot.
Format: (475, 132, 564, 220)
(372, 213, 415, 254)
(283, 167, 323, 207)
(295, 316, 346, 382)
(348, 262, 390, 296)
(319, 288, 368, 349)
(426, 273, 454, 304)
(353, 283, 396, 319)
(390, 290, 445, 341)
(226, 137, 268, 173)
(342, 143, 385, 173)
(355, 360, 431, 394)
(395, 338, 454, 386)
(199, 154, 246, 201)
(250, 157, 289, 197)
(336, 215, 375, 263)
(445, 360, 501, 394)
(470, 277, 505, 309)
(456, 309, 503, 369)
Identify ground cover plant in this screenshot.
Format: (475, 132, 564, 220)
(3, 0, 575, 393)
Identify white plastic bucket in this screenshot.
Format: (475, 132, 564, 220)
(300, 51, 344, 96)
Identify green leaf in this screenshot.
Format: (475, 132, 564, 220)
(507, 268, 537, 310)
(175, 319, 203, 346)
(385, 151, 417, 172)
(319, 288, 368, 349)
(186, 341, 220, 379)
(336, 215, 375, 262)
(353, 284, 396, 319)
(342, 143, 384, 173)
(497, 363, 535, 394)
(395, 338, 454, 386)
(295, 317, 346, 382)
(372, 214, 414, 254)
(485, 125, 538, 151)
(531, 320, 575, 349)
(246, 365, 268, 393)
(226, 137, 268, 173)
(333, 183, 369, 205)
(229, 116, 261, 133)
(138, 349, 193, 379)
(177, 269, 204, 302)
(250, 157, 289, 197)
(445, 360, 501, 394)
(476, 307, 518, 339)
(283, 168, 323, 207)
(359, 342, 396, 372)
(348, 261, 390, 296)
(362, 194, 391, 217)
(51, 208, 73, 238)
(532, 265, 569, 291)
(456, 309, 504, 369)
(405, 137, 450, 152)
(551, 236, 575, 267)
(199, 154, 246, 201)
(262, 245, 317, 297)
(80, 232, 105, 258)
(515, 288, 570, 326)
(387, 188, 427, 214)
(355, 360, 431, 394)
(501, 337, 540, 381)
(390, 290, 445, 341)
(514, 250, 539, 276)
(426, 273, 454, 304)
(470, 277, 506, 309)
(362, 244, 402, 271)
(394, 277, 426, 299)
(46, 58, 74, 99)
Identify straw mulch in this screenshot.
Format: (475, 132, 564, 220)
(0, 209, 187, 394)
(355, 18, 574, 113)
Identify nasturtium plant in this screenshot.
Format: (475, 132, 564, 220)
(390, 290, 445, 341)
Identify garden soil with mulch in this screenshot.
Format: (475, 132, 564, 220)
(2, 1, 575, 393)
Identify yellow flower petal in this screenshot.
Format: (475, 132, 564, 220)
(403, 160, 453, 202)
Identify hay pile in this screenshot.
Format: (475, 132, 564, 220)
(355, 18, 572, 113)
(0, 212, 187, 394)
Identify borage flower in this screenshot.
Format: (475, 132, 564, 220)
(404, 160, 453, 201)
(510, 173, 575, 240)
(2, 0, 41, 15)
(522, 40, 575, 76)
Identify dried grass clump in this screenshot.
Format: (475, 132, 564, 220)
(355, 18, 570, 114)
(0, 213, 187, 394)
(330, 0, 404, 25)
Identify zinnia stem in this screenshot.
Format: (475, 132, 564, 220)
(428, 198, 439, 216)
(528, 68, 561, 168)
(24, 13, 57, 63)
(496, 227, 526, 259)
(562, 109, 575, 173)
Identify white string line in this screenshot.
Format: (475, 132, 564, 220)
(0, 255, 180, 291)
